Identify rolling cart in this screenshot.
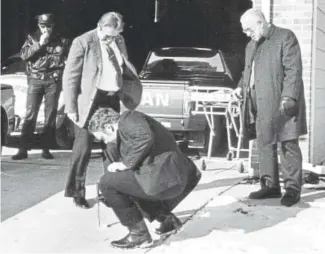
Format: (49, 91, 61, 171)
(189, 86, 249, 173)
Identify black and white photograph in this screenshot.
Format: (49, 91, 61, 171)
(1, 0, 325, 253)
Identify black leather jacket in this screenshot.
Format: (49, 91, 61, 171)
(20, 30, 70, 81)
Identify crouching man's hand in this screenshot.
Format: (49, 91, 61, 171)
(107, 162, 128, 172)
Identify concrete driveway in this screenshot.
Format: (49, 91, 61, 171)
(1, 146, 104, 221)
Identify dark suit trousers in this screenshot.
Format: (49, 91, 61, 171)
(250, 87, 302, 192)
(64, 90, 120, 198)
(99, 144, 201, 228)
(257, 139, 302, 193)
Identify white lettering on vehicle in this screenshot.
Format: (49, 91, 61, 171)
(141, 92, 169, 107)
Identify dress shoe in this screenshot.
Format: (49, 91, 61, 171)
(12, 149, 28, 160)
(155, 213, 182, 235)
(42, 149, 54, 159)
(73, 197, 90, 209)
(249, 187, 282, 199)
(111, 220, 152, 249)
(281, 189, 300, 207)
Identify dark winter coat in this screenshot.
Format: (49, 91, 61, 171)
(116, 110, 201, 198)
(20, 30, 69, 81)
(238, 25, 307, 146)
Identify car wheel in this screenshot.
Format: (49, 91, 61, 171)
(56, 114, 75, 149)
(1, 108, 8, 154)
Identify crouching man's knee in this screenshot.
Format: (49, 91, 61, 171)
(98, 174, 121, 208)
(98, 176, 111, 204)
(99, 175, 109, 196)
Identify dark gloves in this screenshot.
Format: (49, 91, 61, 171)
(280, 97, 297, 117)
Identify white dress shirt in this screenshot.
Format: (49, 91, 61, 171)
(97, 39, 124, 92)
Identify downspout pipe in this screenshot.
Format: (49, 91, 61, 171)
(154, 0, 160, 23)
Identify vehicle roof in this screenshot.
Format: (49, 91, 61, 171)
(152, 47, 219, 58)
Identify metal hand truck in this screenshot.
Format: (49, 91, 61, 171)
(188, 86, 249, 172)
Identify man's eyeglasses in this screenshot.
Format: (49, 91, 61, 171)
(104, 35, 116, 40)
(39, 25, 53, 29)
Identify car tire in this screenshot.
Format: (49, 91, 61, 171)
(56, 114, 75, 149)
(1, 107, 8, 154)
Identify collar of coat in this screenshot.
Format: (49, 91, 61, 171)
(264, 24, 276, 40)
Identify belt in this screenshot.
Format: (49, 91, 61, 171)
(97, 89, 119, 96)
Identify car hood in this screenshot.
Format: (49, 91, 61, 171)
(0, 74, 30, 121)
(0, 73, 64, 128)
(0, 74, 27, 87)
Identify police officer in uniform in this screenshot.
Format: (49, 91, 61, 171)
(12, 14, 69, 160)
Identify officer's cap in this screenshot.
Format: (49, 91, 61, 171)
(37, 14, 55, 25)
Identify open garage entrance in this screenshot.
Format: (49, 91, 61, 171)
(2, 0, 252, 79)
(1, 0, 254, 158)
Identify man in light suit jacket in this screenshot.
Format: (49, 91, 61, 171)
(62, 12, 142, 208)
(88, 107, 201, 249)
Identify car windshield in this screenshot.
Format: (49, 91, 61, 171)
(144, 48, 225, 74)
(1, 56, 25, 75)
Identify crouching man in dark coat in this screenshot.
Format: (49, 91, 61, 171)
(88, 108, 202, 249)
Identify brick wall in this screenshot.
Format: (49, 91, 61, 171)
(272, 0, 313, 163)
(250, 0, 313, 165)
(311, 0, 325, 164)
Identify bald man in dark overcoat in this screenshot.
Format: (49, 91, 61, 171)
(234, 9, 307, 207)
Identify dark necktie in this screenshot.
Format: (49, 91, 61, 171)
(106, 45, 122, 77)
(102, 44, 123, 90)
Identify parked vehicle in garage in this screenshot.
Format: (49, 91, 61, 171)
(137, 47, 236, 155)
(1, 84, 15, 152)
(0, 54, 74, 149)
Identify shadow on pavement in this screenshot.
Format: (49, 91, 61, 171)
(5, 135, 104, 150)
(170, 188, 325, 243)
(195, 177, 245, 191)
